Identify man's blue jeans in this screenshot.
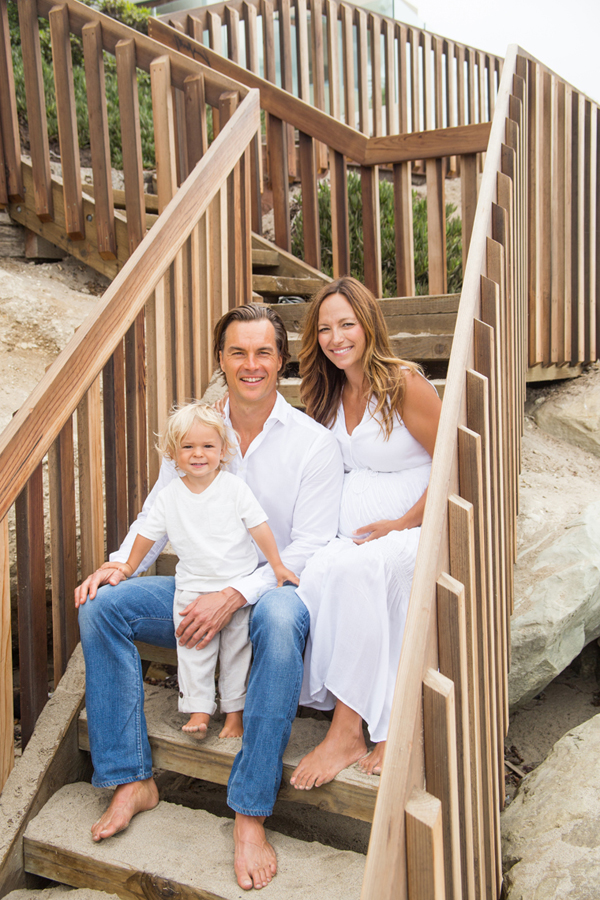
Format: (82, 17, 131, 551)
(78, 577, 309, 816)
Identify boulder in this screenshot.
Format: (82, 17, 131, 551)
(509, 501, 600, 707)
(502, 713, 600, 900)
(531, 365, 600, 457)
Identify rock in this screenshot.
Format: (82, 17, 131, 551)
(509, 501, 600, 707)
(502, 713, 600, 900)
(531, 364, 600, 457)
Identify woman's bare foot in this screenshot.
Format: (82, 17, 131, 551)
(358, 741, 385, 775)
(290, 700, 367, 790)
(219, 710, 243, 738)
(91, 778, 159, 842)
(233, 813, 277, 890)
(182, 712, 210, 739)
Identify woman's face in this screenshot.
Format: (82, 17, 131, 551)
(317, 293, 366, 375)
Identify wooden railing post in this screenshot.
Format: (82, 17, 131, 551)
(268, 114, 291, 252)
(0, 514, 13, 791)
(0, 0, 23, 200)
(16, 464, 48, 749)
(330, 148, 350, 277)
(18, 0, 53, 220)
(298, 131, 321, 270)
(77, 380, 105, 581)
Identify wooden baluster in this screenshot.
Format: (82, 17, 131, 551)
(423, 668, 462, 900)
(474, 309, 509, 734)
(466, 369, 504, 871)
(268, 114, 291, 251)
(16, 464, 47, 749)
(295, 0, 310, 102)
(457, 425, 498, 899)
(527, 60, 542, 365)
(394, 23, 414, 297)
(103, 344, 128, 555)
(422, 31, 433, 131)
(426, 157, 447, 295)
(383, 19, 396, 137)
(172, 83, 188, 187)
(48, 417, 78, 685)
(18, 0, 53, 219)
(538, 70, 552, 365)
(82, 20, 116, 260)
(433, 35, 444, 130)
(361, 165, 382, 297)
(225, 4, 240, 62)
(584, 99, 597, 363)
(456, 44, 466, 133)
(330, 148, 350, 277)
(0, 514, 13, 791)
(437, 572, 476, 900)
(370, 14, 382, 138)
(244, 0, 259, 73)
(188, 12, 205, 42)
(151, 54, 178, 420)
(326, 0, 340, 121)
(240, 143, 254, 305)
(550, 79, 566, 364)
(279, 0, 296, 176)
(409, 28, 421, 134)
(572, 90, 586, 364)
(448, 494, 485, 900)
(116, 38, 147, 522)
(184, 73, 209, 171)
(243, 0, 264, 218)
(405, 789, 446, 900)
(466, 47, 475, 126)
(356, 9, 369, 136)
(0, 121, 7, 207)
(311, 0, 328, 169)
(595, 105, 600, 362)
(78, 379, 105, 580)
(261, 0, 275, 186)
(208, 12, 223, 136)
(0, 0, 23, 200)
(191, 216, 212, 398)
(477, 51, 486, 122)
(445, 40, 458, 176)
(299, 131, 320, 270)
(209, 185, 229, 331)
(461, 153, 478, 271)
(340, 4, 355, 129)
(49, 4, 84, 240)
(488, 56, 497, 121)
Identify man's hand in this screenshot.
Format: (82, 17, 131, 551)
(176, 587, 246, 650)
(74, 563, 127, 608)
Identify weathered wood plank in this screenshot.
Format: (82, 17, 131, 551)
(405, 789, 446, 900)
(0, 514, 12, 792)
(103, 347, 128, 554)
(77, 379, 105, 580)
(0, 0, 23, 200)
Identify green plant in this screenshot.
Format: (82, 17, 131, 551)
(292, 173, 463, 297)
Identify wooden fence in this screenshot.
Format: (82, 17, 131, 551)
(151, 15, 491, 300)
(0, 0, 260, 788)
(361, 46, 599, 900)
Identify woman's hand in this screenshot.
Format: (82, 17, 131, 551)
(353, 519, 399, 543)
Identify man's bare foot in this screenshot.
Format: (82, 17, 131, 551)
(219, 710, 243, 738)
(91, 778, 159, 842)
(233, 813, 277, 890)
(182, 712, 210, 739)
(358, 741, 385, 775)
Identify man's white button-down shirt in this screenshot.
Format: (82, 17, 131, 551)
(111, 392, 344, 604)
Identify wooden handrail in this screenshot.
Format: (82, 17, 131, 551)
(0, 88, 260, 523)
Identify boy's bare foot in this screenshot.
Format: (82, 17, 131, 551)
(91, 778, 159, 842)
(219, 710, 243, 738)
(358, 741, 385, 775)
(182, 712, 210, 739)
(233, 813, 277, 890)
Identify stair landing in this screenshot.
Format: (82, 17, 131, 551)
(24, 783, 365, 900)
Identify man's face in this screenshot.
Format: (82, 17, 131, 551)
(219, 319, 283, 406)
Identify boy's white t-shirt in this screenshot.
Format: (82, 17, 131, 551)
(138, 470, 267, 592)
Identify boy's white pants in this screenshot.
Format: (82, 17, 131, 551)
(174, 588, 251, 715)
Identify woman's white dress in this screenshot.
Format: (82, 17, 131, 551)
(297, 395, 432, 743)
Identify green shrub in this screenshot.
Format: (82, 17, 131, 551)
(292, 172, 463, 297)
(8, 0, 155, 168)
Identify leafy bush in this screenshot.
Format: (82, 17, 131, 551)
(292, 172, 463, 297)
(8, 0, 155, 169)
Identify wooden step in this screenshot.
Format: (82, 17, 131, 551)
(24, 783, 365, 900)
(268, 294, 460, 334)
(252, 274, 324, 297)
(78, 683, 379, 822)
(288, 333, 453, 362)
(252, 248, 280, 267)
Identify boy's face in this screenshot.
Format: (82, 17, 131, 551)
(219, 320, 283, 407)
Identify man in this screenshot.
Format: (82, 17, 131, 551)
(75, 304, 343, 891)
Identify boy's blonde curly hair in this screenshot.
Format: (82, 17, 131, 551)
(157, 402, 237, 465)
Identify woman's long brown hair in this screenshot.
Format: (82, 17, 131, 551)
(299, 276, 421, 438)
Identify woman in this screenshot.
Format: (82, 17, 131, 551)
(290, 276, 441, 789)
